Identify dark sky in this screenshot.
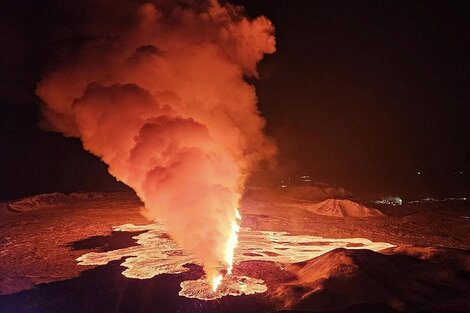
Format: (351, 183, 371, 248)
(1, 0, 469, 200)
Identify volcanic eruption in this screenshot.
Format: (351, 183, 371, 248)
(36, 0, 276, 290)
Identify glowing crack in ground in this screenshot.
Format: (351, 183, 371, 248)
(77, 223, 394, 300)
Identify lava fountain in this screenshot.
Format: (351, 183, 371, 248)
(36, 0, 275, 289)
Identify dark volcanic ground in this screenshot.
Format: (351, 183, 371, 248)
(0, 189, 469, 313)
(0, 260, 272, 313)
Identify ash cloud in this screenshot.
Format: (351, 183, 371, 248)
(36, 0, 276, 281)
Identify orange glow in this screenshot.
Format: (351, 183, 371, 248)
(224, 209, 241, 275)
(77, 223, 393, 300)
(211, 274, 223, 292)
(37, 1, 276, 284)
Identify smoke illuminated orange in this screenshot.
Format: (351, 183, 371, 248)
(36, 1, 276, 285)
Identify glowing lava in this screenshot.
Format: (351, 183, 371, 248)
(211, 208, 241, 291)
(77, 223, 394, 300)
(225, 209, 241, 275)
(180, 275, 267, 301)
(211, 274, 223, 292)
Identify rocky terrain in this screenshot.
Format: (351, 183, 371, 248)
(268, 248, 470, 312)
(301, 199, 385, 217)
(0, 188, 469, 312)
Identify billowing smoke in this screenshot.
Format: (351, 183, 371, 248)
(36, 0, 275, 284)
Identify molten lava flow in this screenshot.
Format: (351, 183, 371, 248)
(77, 223, 395, 300)
(180, 275, 267, 301)
(36, 1, 276, 285)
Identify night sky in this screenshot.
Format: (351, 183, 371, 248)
(1, 0, 469, 200)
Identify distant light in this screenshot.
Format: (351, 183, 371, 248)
(417, 171, 421, 175)
(281, 185, 287, 188)
(460, 171, 463, 174)
(374, 196, 402, 206)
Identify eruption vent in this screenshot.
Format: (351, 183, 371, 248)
(36, 0, 275, 287)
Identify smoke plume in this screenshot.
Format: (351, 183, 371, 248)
(36, 0, 275, 283)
